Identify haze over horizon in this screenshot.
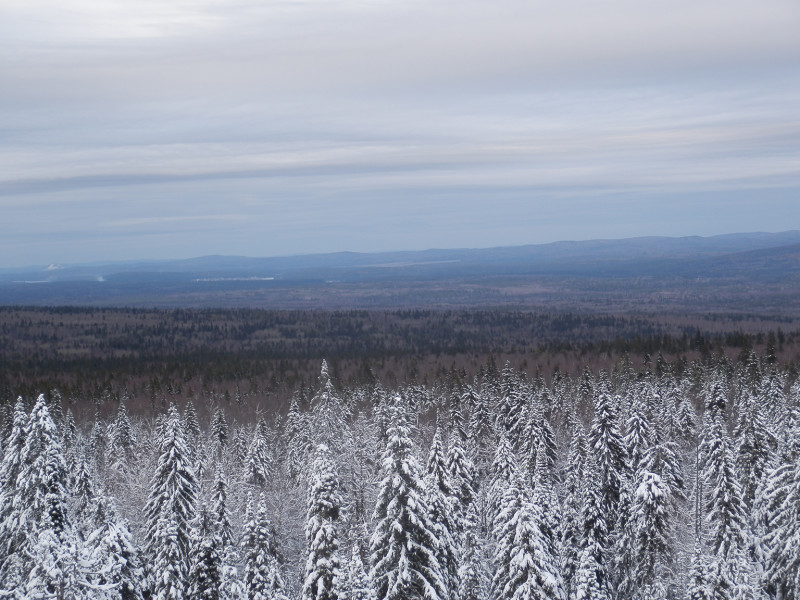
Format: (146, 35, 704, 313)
(2, 0, 799, 269)
(2, 229, 797, 274)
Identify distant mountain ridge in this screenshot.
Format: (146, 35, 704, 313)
(4, 230, 800, 278)
(1, 231, 799, 312)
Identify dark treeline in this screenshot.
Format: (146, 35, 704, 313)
(1, 348, 799, 599)
(2, 306, 799, 421)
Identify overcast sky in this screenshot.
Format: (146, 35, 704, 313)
(1, 0, 798, 267)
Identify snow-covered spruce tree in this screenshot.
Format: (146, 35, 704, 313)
(532, 433, 560, 561)
(260, 559, 290, 600)
(370, 401, 446, 600)
(64, 407, 78, 444)
(643, 438, 687, 513)
(152, 512, 189, 600)
(575, 455, 610, 600)
(572, 546, 609, 600)
(427, 425, 453, 498)
(245, 492, 288, 600)
(311, 360, 351, 456)
(286, 394, 312, 484)
(675, 391, 698, 447)
(245, 420, 273, 489)
(425, 426, 458, 600)
(759, 405, 800, 600)
(73, 453, 97, 529)
(84, 496, 146, 600)
(491, 468, 524, 600)
(303, 444, 344, 600)
(457, 503, 488, 600)
(232, 426, 249, 466)
(522, 399, 558, 488)
(17, 395, 96, 600)
(190, 533, 223, 600)
(344, 545, 375, 600)
(734, 388, 773, 513)
(686, 538, 714, 600)
(212, 479, 244, 600)
(468, 383, 495, 474)
(1, 396, 72, 589)
(700, 388, 749, 599)
(759, 368, 786, 429)
(560, 419, 587, 599)
(496, 363, 527, 449)
(189, 505, 224, 600)
(0, 397, 29, 573)
(487, 430, 517, 531)
(184, 400, 201, 446)
(588, 391, 628, 535)
(506, 495, 565, 600)
(655, 380, 676, 435)
(108, 399, 134, 470)
(623, 394, 654, 477)
(492, 468, 565, 600)
(213, 465, 234, 548)
(446, 430, 477, 517)
(144, 403, 198, 600)
(617, 434, 685, 600)
(447, 387, 468, 446)
(702, 403, 745, 561)
(628, 470, 675, 598)
(61, 408, 78, 475)
(211, 406, 229, 450)
(446, 428, 477, 560)
(90, 416, 107, 473)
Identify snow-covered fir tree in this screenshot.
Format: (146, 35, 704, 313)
(492, 468, 564, 600)
(109, 399, 134, 470)
(213, 464, 234, 548)
(425, 425, 458, 600)
(84, 496, 146, 600)
(700, 384, 749, 599)
(144, 403, 198, 600)
(211, 407, 229, 450)
(370, 401, 446, 600)
(628, 470, 675, 597)
(560, 418, 588, 599)
(189, 505, 224, 600)
(0, 397, 29, 584)
(487, 430, 517, 530)
(303, 444, 344, 600)
(588, 391, 628, 535)
(344, 545, 375, 600)
(245, 420, 273, 489)
(5, 395, 75, 595)
(575, 455, 610, 600)
(758, 401, 800, 600)
(245, 492, 288, 600)
(456, 503, 488, 600)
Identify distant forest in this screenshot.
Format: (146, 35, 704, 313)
(1, 306, 798, 423)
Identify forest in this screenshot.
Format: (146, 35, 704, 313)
(2, 306, 799, 418)
(1, 347, 799, 599)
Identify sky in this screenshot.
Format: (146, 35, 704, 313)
(1, 0, 799, 268)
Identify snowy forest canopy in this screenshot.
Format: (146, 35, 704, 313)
(1, 352, 800, 600)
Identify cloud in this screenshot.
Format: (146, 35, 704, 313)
(107, 214, 246, 228)
(3, 0, 799, 104)
(0, 0, 798, 266)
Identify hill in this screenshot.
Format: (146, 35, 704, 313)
(2, 231, 799, 314)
